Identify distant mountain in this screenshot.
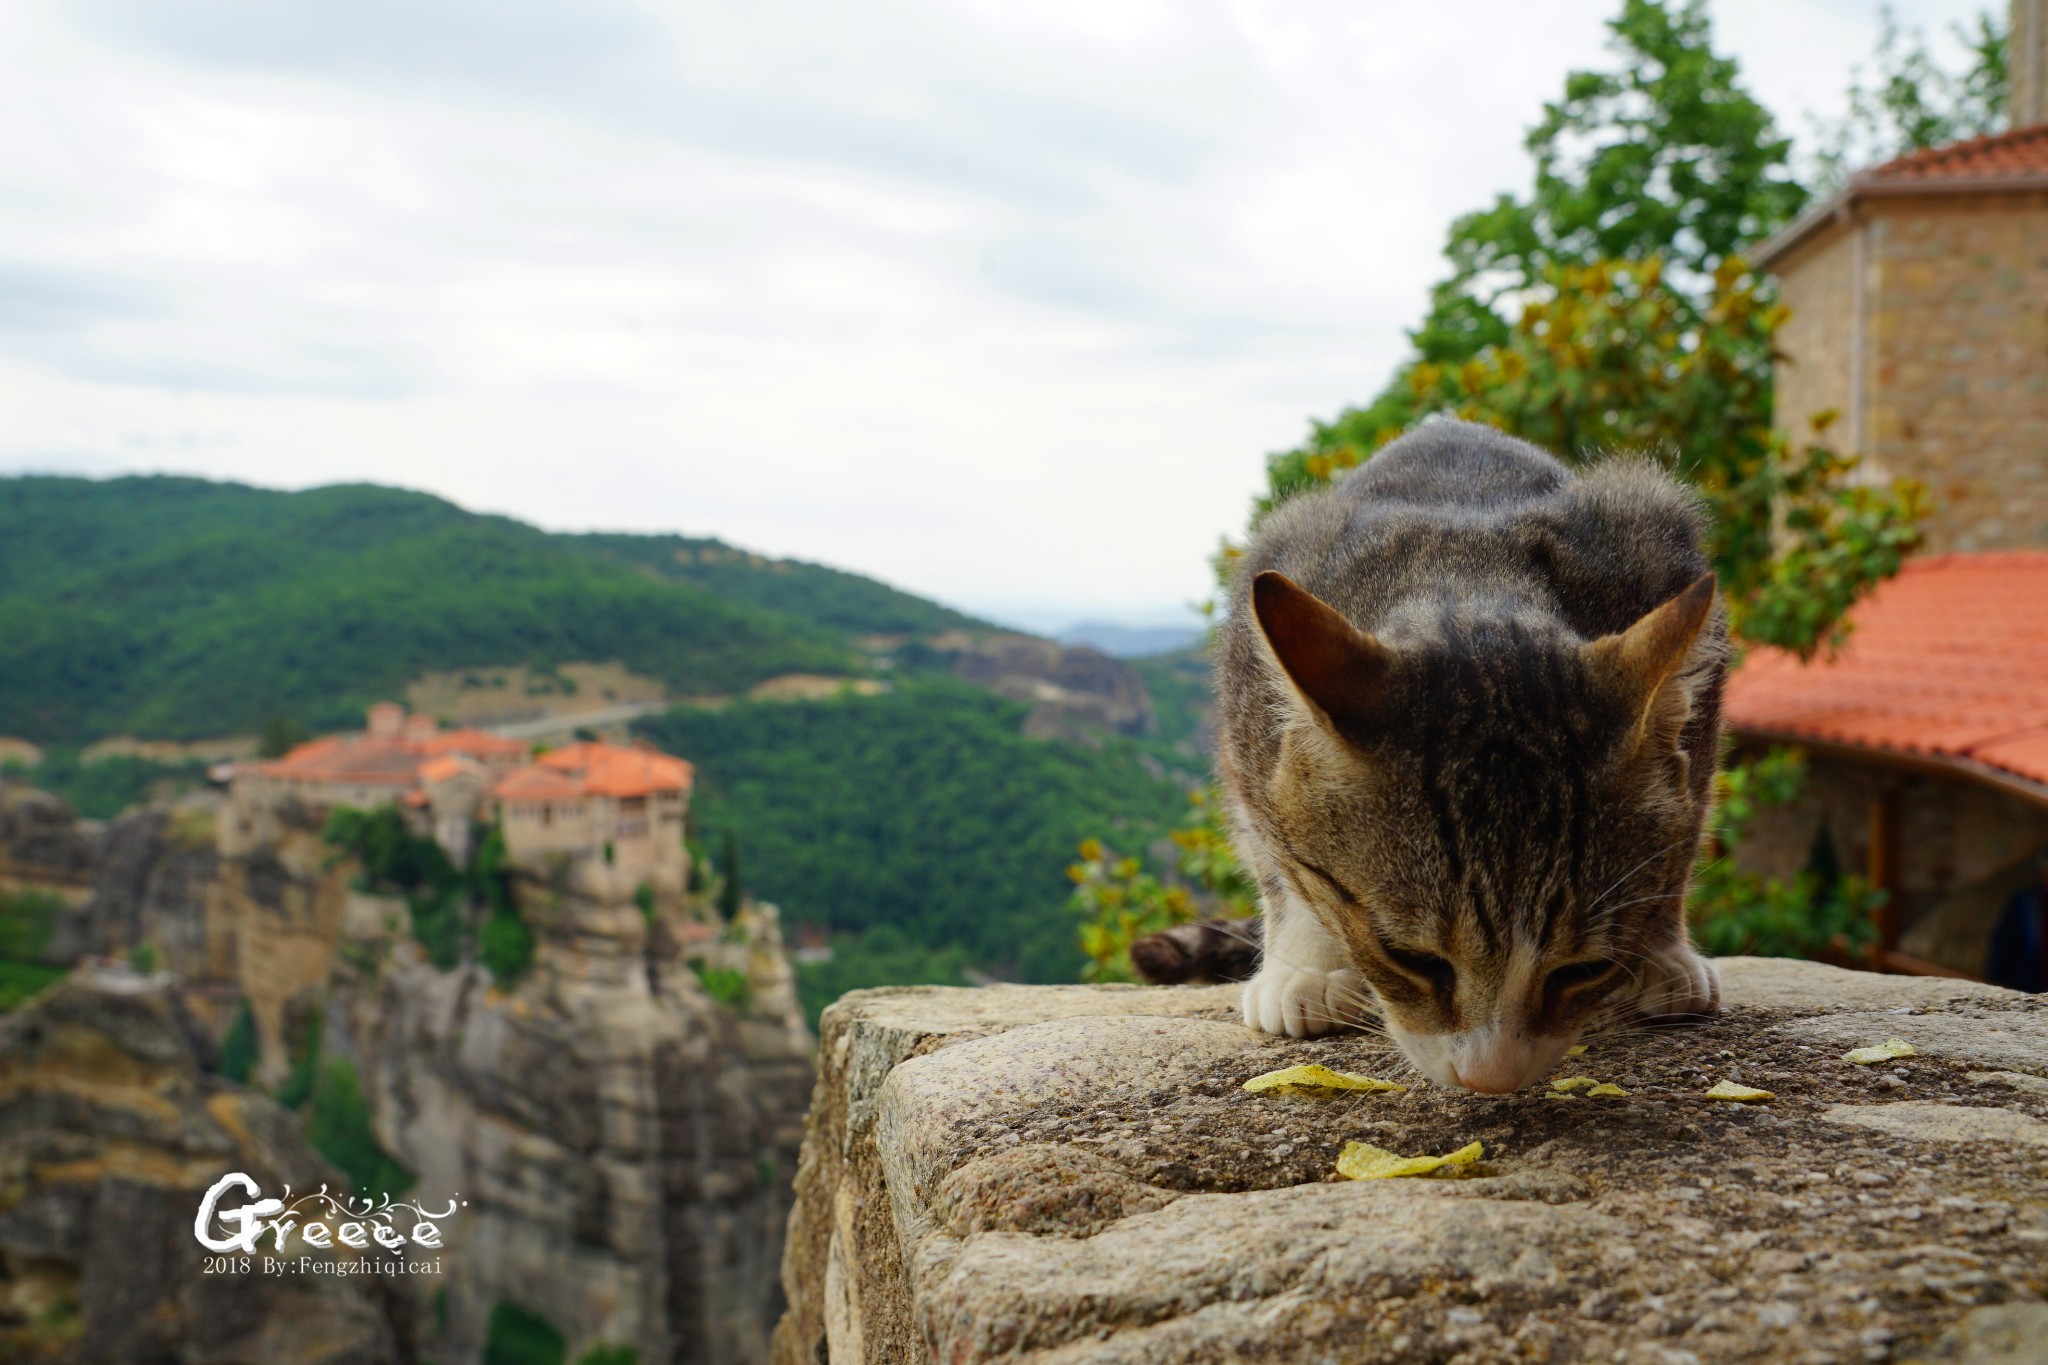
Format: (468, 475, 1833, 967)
(0, 475, 985, 742)
(0, 472, 1204, 992)
(1055, 621, 1204, 658)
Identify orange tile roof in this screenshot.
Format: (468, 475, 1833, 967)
(493, 766, 587, 801)
(1726, 552, 2048, 796)
(1860, 122, 2048, 186)
(255, 736, 426, 786)
(417, 729, 528, 760)
(494, 741, 693, 802)
(417, 755, 477, 784)
(255, 720, 529, 786)
(1755, 123, 2048, 269)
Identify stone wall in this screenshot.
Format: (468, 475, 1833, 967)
(1770, 220, 1859, 452)
(1864, 195, 2048, 552)
(1770, 193, 2048, 554)
(776, 963, 2048, 1364)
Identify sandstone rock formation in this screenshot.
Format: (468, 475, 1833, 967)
(774, 961, 2048, 1365)
(44, 805, 221, 978)
(931, 634, 1156, 740)
(331, 876, 813, 1364)
(4, 776, 817, 1364)
(0, 781, 99, 897)
(0, 978, 409, 1363)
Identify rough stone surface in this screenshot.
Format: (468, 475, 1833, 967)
(774, 958, 2048, 1365)
(337, 880, 814, 1365)
(3, 777, 818, 1364)
(0, 980, 408, 1363)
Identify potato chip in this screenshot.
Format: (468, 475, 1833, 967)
(1335, 1139, 1484, 1180)
(1551, 1076, 1597, 1093)
(1242, 1064, 1407, 1095)
(1842, 1039, 1917, 1066)
(1565, 1045, 1588, 1057)
(1586, 1082, 1629, 1098)
(1704, 1080, 1774, 1102)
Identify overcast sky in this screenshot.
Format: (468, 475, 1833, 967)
(0, 1, 1996, 631)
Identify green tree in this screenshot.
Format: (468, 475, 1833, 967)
(1078, 0, 1930, 975)
(216, 998, 259, 1084)
(1809, 7, 2009, 193)
(1410, 0, 1808, 368)
(305, 1058, 414, 1199)
(257, 712, 310, 758)
(718, 831, 744, 921)
(1289, 260, 1923, 658)
(483, 1303, 566, 1365)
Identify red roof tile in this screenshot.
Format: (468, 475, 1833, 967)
(417, 729, 528, 761)
(1859, 122, 2048, 185)
(1726, 552, 2048, 796)
(494, 741, 693, 802)
(493, 767, 587, 801)
(255, 737, 426, 786)
(255, 718, 528, 787)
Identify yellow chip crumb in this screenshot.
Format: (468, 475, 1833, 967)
(1586, 1083, 1629, 1098)
(1335, 1139, 1484, 1180)
(1543, 1092, 1581, 1101)
(1842, 1039, 1917, 1066)
(1242, 1064, 1407, 1095)
(1704, 1080, 1774, 1102)
(1565, 1045, 1588, 1057)
(1551, 1076, 1598, 1093)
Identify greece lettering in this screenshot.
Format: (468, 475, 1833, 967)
(195, 1173, 458, 1276)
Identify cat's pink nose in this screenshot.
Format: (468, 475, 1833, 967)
(1450, 1061, 1526, 1094)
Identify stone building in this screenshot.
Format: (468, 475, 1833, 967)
(223, 702, 527, 860)
(1728, 5, 2048, 983)
(1755, 0, 2048, 552)
(1725, 552, 2048, 978)
(493, 741, 694, 894)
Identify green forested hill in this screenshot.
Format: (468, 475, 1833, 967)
(0, 476, 981, 741)
(2, 473, 1194, 1005)
(572, 532, 978, 637)
(636, 679, 1186, 1002)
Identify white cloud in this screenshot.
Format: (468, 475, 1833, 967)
(0, 0, 1997, 627)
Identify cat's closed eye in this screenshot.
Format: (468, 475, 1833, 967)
(1387, 946, 1455, 991)
(1543, 959, 1618, 995)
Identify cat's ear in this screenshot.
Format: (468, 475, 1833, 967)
(1583, 574, 1716, 748)
(1251, 571, 1395, 740)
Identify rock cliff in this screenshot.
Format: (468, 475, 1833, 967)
(931, 634, 1155, 740)
(0, 978, 409, 1362)
(774, 961, 2048, 1365)
(330, 875, 814, 1364)
(2, 782, 817, 1364)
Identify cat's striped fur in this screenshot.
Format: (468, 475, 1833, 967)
(1216, 420, 1727, 1092)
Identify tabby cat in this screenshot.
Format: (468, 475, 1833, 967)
(1215, 419, 1726, 1093)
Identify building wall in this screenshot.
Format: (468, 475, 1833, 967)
(2017, 0, 2046, 129)
(1731, 749, 2048, 974)
(498, 791, 687, 886)
(1864, 194, 2048, 551)
(1770, 221, 1860, 452)
(1771, 192, 2048, 554)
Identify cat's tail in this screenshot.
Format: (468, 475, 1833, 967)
(1128, 916, 1262, 985)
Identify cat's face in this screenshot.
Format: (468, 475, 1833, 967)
(1253, 570, 1716, 1092)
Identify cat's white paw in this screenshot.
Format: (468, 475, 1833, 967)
(1630, 942, 1721, 1020)
(1240, 959, 1369, 1036)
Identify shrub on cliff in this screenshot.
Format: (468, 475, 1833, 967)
(305, 1058, 414, 1200)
